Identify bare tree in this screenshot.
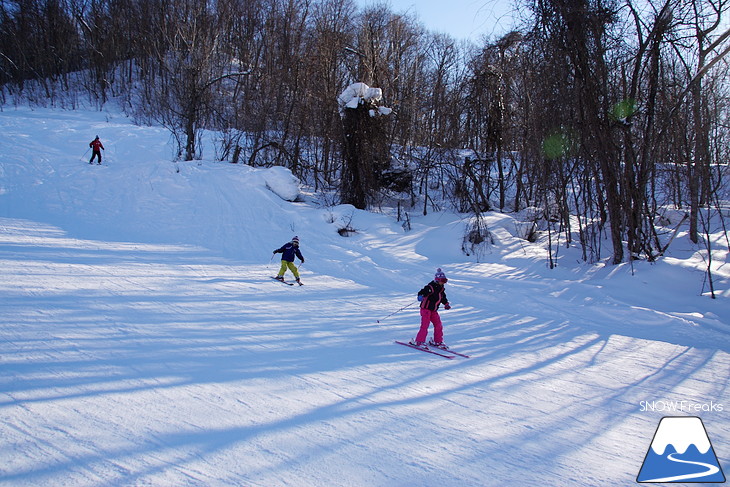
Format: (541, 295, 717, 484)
(339, 84, 391, 208)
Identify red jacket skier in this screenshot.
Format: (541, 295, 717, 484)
(89, 136, 105, 164)
(411, 268, 451, 347)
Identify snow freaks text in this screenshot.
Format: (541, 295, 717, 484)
(639, 401, 724, 413)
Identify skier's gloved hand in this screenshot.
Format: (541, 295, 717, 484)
(417, 295, 424, 302)
(444, 304, 451, 310)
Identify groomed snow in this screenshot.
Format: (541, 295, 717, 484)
(0, 106, 728, 486)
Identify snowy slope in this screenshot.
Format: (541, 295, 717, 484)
(0, 106, 728, 486)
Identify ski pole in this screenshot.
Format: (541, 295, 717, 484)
(376, 300, 418, 323)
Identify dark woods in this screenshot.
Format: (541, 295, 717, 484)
(2, 0, 729, 266)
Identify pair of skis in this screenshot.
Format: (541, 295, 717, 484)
(271, 276, 303, 286)
(394, 341, 470, 359)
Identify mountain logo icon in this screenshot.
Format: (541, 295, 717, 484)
(637, 416, 726, 483)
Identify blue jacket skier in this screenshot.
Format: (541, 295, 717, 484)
(273, 236, 304, 283)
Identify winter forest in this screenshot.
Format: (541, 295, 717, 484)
(1, 0, 730, 268)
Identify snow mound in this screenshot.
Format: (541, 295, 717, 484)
(263, 165, 300, 201)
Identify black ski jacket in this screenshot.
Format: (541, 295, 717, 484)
(418, 280, 449, 311)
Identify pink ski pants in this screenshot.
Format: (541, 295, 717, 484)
(416, 308, 443, 343)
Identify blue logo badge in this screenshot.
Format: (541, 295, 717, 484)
(637, 416, 725, 483)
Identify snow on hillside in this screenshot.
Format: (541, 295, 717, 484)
(0, 106, 728, 486)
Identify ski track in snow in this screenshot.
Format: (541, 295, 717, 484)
(0, 107, 729, 486)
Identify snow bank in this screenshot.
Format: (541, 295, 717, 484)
(263, 165, 300, 201)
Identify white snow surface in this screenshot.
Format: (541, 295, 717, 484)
(0, 106, 728, 486)
(263, 166, 300, 202)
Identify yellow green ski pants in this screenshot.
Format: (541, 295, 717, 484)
(278, 260, 300, 279)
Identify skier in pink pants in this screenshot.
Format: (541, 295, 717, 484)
(411, 268, 451, 348)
